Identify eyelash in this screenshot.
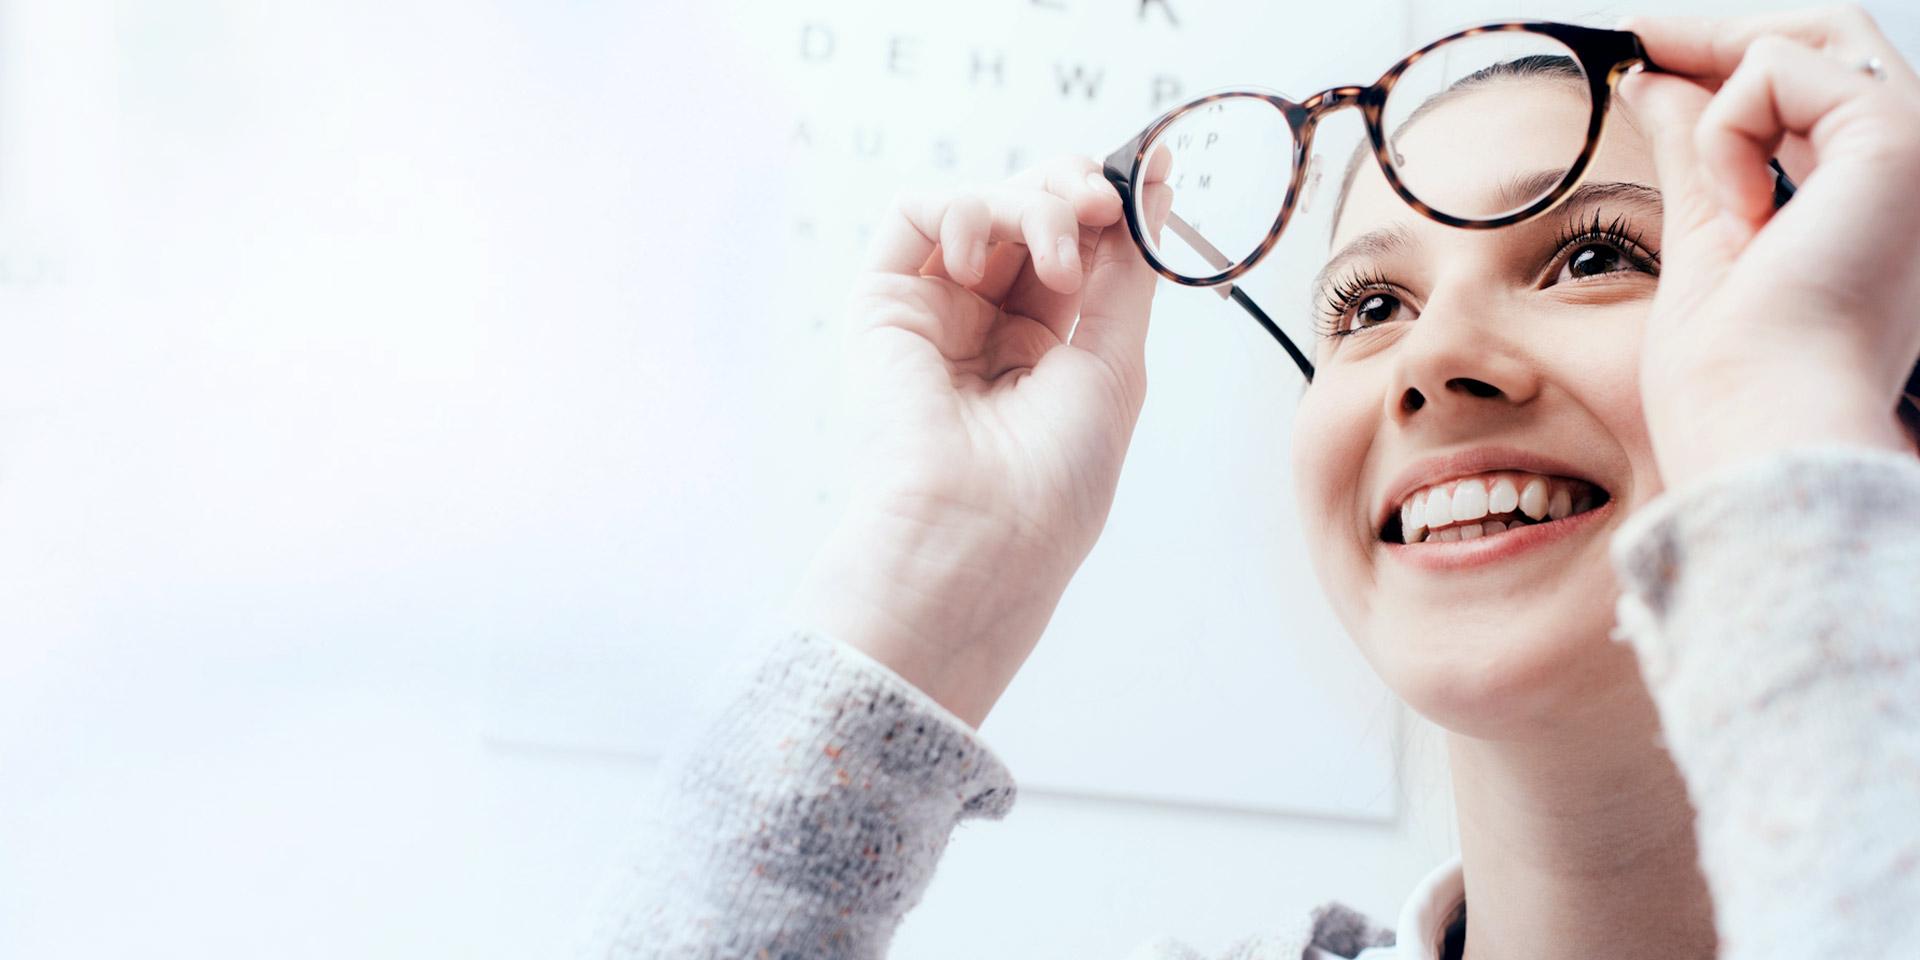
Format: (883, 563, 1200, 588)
(1315, 210, 1662, 338)
(1550, 209, 1662, 282)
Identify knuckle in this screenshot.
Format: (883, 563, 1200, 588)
(949, 193, 990, 222)
(1743, 34, 1796, 68)
(867, 290, 944, 334)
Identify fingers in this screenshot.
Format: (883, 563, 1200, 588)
(869, 187, 1076, 292)
(972, 240, 1032, 305)
(933, 196, 990, 284)
(1618, 72, 1713, 229)
(848, 269, 1004, 364)
(1624, 6, 1916, 90)
(1616, 70, 1749, 283)
(1070, 219, 1159, 382)
(868, 155, 1123, 298)
(1025, 159, 1125, 230)
(1694, 35, 1907, 225)
(997, 225, 1098, 341)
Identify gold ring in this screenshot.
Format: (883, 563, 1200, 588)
(1859, 56, 1888, 81)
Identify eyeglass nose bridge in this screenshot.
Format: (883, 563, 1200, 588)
(1287, 85, 1374, 217)
(1296, 84, 1371, 118)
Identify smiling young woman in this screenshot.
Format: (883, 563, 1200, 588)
(592, 8, 1920, 960)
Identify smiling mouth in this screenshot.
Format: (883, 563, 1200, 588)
(1380, 472, 1612, 545)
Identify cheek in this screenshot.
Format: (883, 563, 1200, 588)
(1290, 380, 1378, 620)
(1563, 306, 1660, 499)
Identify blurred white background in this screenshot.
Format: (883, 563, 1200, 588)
(2, 2, 1914, 958)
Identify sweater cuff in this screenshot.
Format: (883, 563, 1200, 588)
(609, 627, 1016, 958)
(769, 625, 1019, 819)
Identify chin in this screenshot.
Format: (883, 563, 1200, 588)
(1348, 565, 1640, 741)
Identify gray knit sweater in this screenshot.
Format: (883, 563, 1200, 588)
(586, 446, 1920, 959)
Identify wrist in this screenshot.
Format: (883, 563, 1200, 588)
(784, 501, 1077, 727)
(1645, 364, 1913, 489)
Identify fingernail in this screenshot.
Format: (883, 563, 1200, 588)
(1056, 235, 1081, 273)
(968, 243, 986, 280)
(1084, 172, 1110, 195)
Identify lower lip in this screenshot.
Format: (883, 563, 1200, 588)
(1381, 498, 1614, 571)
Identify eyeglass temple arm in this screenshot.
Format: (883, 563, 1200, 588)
(1229, 285, 1316, 381)
(1160, 211, 1318, 381)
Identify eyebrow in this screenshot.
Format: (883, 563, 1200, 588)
(1311, 178, 1664, 302)
(1309, 224, 1414, 303)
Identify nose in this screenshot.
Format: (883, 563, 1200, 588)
(1386, 292, 1541, 424)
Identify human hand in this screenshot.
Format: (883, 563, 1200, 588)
(1619, 5, 1920, 489)
(786, 155, 1159, 728)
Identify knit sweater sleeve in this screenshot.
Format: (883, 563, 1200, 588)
(1608, 445, 1920, 957)
(582, 627, 1016, 960)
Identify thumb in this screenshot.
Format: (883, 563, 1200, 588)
(1069, 222, 1158, 383)
(1617, 70, 1751, 276)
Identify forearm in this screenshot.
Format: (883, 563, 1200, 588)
(1610, 445, 1920, 957)
(584, 628, 1016, 960)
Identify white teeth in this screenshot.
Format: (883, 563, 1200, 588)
(1519, 477, 1549, 520)
(1450, 480, 1489, 523)
(1488, 477, 1519, 515)
(1548, 485, 1573, 520)
(1393, 471, 1603, 545)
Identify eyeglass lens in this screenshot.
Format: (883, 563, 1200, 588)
(1134, 96, 1296, 281)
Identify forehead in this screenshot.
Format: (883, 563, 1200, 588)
(1330, 79, 1655, 250)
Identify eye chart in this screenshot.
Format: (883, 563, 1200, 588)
(476, 0, 1413, 821)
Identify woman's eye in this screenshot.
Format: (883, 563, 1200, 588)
(1352, 292, 1402, 328)
(1319, 278, 1415, 338)
(1553, 242, 1635, 284)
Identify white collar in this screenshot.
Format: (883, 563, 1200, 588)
(1391, 855, 1464, 959)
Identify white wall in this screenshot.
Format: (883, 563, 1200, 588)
(2, 2, 1913, 958)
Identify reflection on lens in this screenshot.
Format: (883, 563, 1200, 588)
(1381, 31, 1593, 221)
(1135, 95, 1295, 281)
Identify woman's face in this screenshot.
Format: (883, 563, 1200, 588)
(1292, 78, 1664, 739)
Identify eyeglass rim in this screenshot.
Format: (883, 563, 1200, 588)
(1102, 20, 1649, 290)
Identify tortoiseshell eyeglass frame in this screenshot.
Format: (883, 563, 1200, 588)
(1101, 20, 1800, 385)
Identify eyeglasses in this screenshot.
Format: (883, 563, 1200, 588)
(1099, 20, 1800, 384)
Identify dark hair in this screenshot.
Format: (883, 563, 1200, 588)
(1326, 54, 1587, 243)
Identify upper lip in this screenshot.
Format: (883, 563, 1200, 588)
(1375, 445, 1606, 535)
